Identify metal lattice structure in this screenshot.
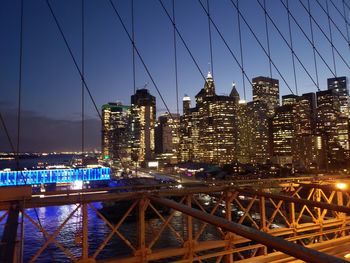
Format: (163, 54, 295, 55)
(0, 178, 350, 262)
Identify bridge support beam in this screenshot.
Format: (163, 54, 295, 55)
(150, 196, 347, 263)
(0, 203, 19, 263)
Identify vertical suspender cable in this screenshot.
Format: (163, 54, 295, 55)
(296, 0, 350, 71)
(16, 0, 24, 170)
(325, 0, 338, 76)
(263, 0, 272, 78)
(343, 0, 350, 49)
(326, 0, 337, 76)
(172, 0, 179, 116)
(236, 0, 246, 101)
(0, 113, 16, 154)
(81, 0, 85, 156)
(132, 0, 136, 94)
(206, 0, 214, 76)
(307, 0, 320, 89)
(286, 0, 298, 95)
(315, 0, 350, 48)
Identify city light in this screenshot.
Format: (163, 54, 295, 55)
(0, 167, 110, 186)
(335, 182, 348, 190)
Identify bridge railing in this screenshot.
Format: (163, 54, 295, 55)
(0, 181, 349, 262)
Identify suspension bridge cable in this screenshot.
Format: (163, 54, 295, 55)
(0, 112, 16, 153)
(286, 0, 298, 95)
(16, 0, 24, 170)
(296, 0, 350, 71)
(81, 0, 85, 155)
(197, 0, 255, 88)
(326, 0, 350, 45)
(325, 0, 337, 76)
(197, 0, 254, 88)
(228, 0, 294, 94)
(307, 0, 320, 89)
(109, 0, 174, 119)
(343, 0, 350, 13)
(263, 0, 272, 78)
(257, 0, 322, 91)
(276, 0, 337, 81)
(46, 0, 102, 120)
(330, 0, 350, 27)
(157, 0, 207, 82)
(172, 0, 179, 116)
(343, 0, 350, 48)
(131, 0, 136, 94)
(320, 0, 350, 45)
(45, 0, 129, 169)
(206, 0, 214, 76)
(236, 0, 246, 100)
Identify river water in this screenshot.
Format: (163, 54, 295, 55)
(16, 202, 222, 262)
(0, 155, 223, 262)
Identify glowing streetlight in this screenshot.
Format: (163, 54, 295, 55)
(336, 182, 348, 190)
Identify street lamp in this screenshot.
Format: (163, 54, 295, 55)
(335, 182, 348, 190)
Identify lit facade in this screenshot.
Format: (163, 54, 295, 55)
(327, 77, 349, 155)
(131, 89, 156, 165)
(155, 112, 180, 163)
(246, 100, 271, 164)
(293, 93, 318, 169)
(252, 76, 279, 117)
(316, 89, 345, 169)
(102, 103, 132, 166)
(179, 73, 239, 164)
(272, 104, 294, 166)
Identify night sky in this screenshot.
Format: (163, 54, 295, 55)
(1, 0, 349, 152)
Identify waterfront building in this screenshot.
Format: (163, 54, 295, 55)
(272, 104, 295, 166)
(316, 89, 345, 169)
(102, 102, 132, 166)
(327, 77, 349, 156)
(252, 76, 279, 117)
(294, 93, 318, 169)
(178, 96, 200, 162)
(236, 100, 251, 163)
(179, 73, 238, 164)
(131, 89, 156, 165)
(155, 112, 180, 164)
(246, 100, 271, 164)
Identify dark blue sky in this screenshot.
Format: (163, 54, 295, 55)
(1, 0, 349, 151)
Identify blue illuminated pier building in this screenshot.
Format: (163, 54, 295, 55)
(0, 167, 110, 186)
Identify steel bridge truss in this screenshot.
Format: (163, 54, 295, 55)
(1, 181, 350, 262)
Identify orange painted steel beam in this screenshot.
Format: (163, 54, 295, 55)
(150, 196, 347, 263)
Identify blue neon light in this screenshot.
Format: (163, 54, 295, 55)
(0, 167, 110, 186)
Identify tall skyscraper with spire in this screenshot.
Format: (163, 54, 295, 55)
(179, 72, 240, 164)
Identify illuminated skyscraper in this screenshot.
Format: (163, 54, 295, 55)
(102, 102, 132, 166)
(131, 89, 156, 165)
(316, 89, 345, 169)
(293, 93, 318, 169)
(246, 100, 271, 164)
(155, 112, 180, 154)
(179, 96, 200, 162)
(328, 77, 349, 155)
(252, 76, 279, 117)
(272, 104, 294, 166)
(236, 100, 251, 163)
(179, 73, 238, 164)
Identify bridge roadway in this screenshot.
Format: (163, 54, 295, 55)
(0, 175, 350, 262)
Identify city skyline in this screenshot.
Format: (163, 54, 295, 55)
(1, 0, 350, 152)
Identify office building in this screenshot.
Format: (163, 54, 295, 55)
(131, 89, 156, 165)
(252, 76, 279, 117)
(102, 102, 132, 166)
